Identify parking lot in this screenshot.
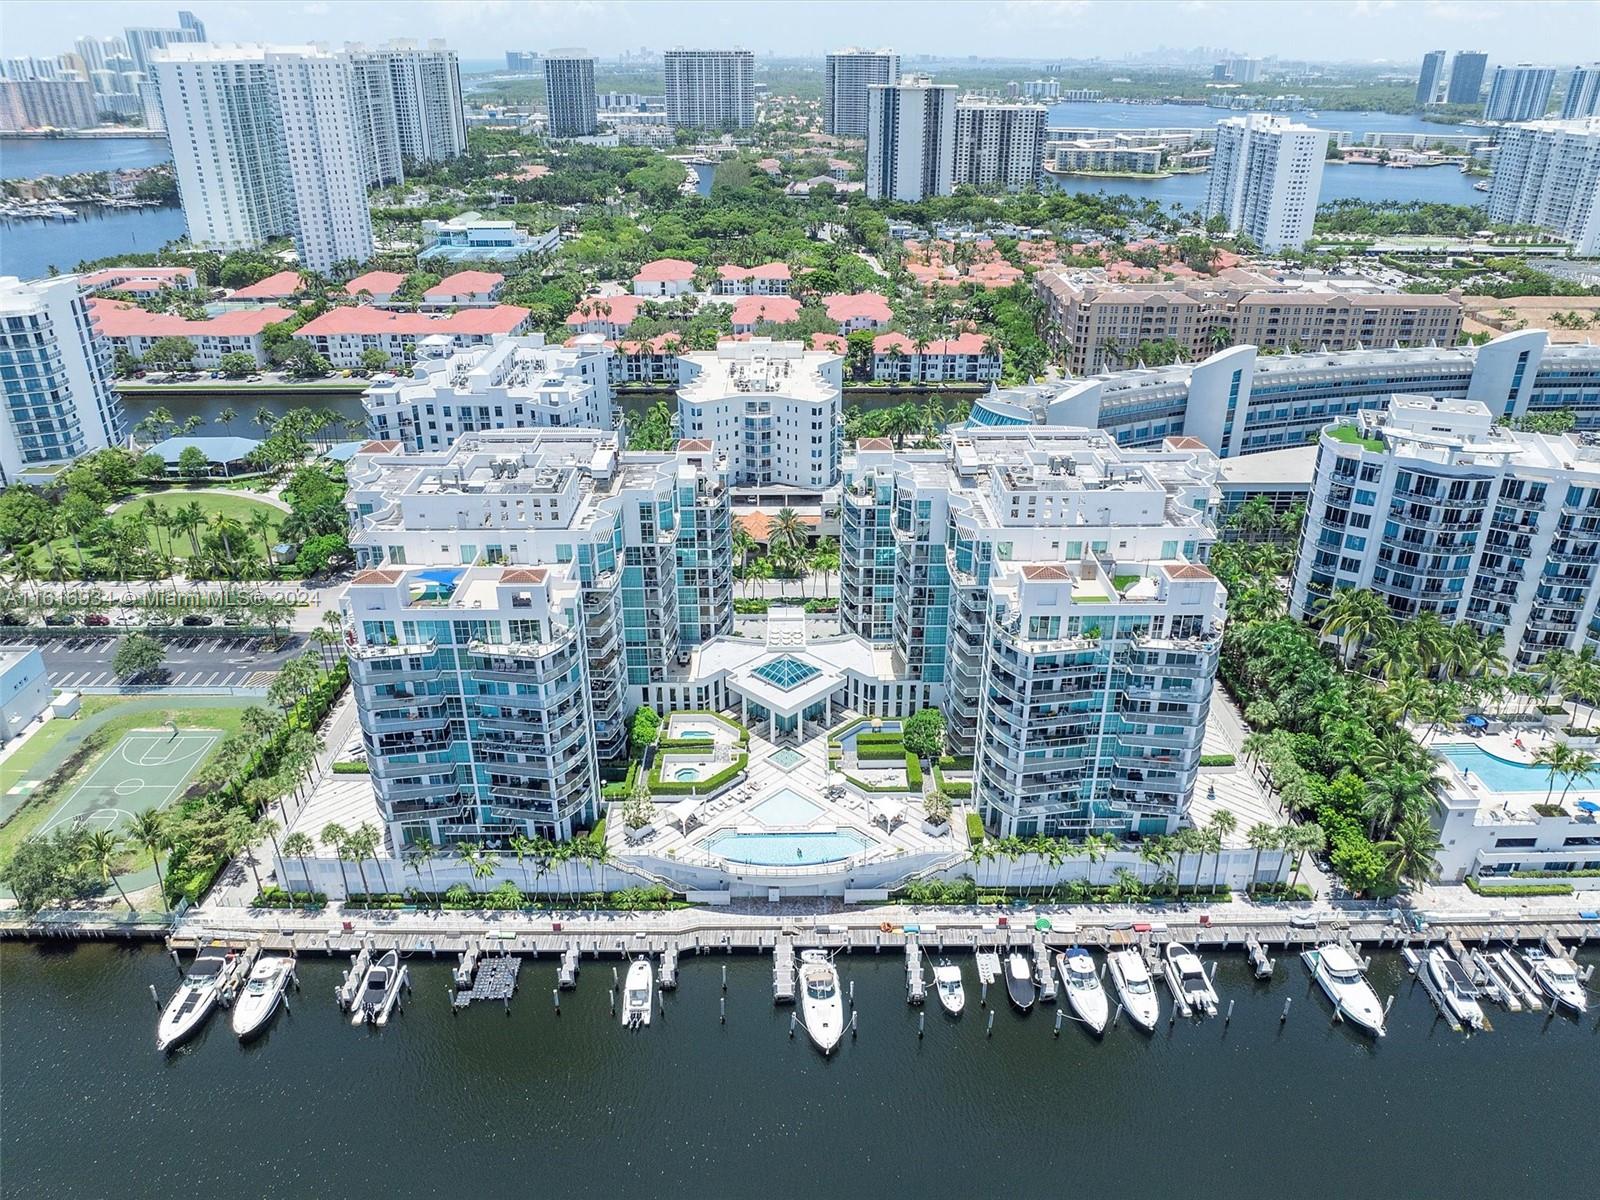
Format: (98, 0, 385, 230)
(9, 633, 308, 690)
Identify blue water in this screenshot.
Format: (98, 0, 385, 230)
(1044, 101, 1472, 140)
(705, 828, 868, 865)
(1439, 744, 1600, 794)
(749, 788, 825, 825)
(0, 135, 171, 179)
(678, 730, 713, 740)
(691, 161, 714, 197)
(1, 206, 187, 279)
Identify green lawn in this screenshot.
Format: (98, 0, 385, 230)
(0, 696, 249, 871)
(1326, 424, 1385, 452)
(32, 490, 285, 572)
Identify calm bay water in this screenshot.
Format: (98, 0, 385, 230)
(2, 942, 1595, 1199)
(0, 207, 187, 280)
(0, 135, 171, 179)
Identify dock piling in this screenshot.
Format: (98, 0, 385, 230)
(553, 988, 560, 1015)
(721, 964, 727, 991)
(1053, 1009, 1062, 1037)
(788, 1012, 795, 1037)
(986, 1010, 994, 1037)
(1225, 999, 1234, 1026)
(1281, 996, 1291, 1023)
(919, 1012, 925, 1038)
(851, 1010, 858, 1039)
(149, 984, 160, 1009)
(722, 996, 727, 1024)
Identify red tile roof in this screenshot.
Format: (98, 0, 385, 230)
(736, 511, 820, 542)
(425, 270, 504, 298)
(856, 437, 893, 451)
(823, 292, 892, 322)
(357, 440, 402, 454)
(229, 270, 303, 300)
(677, 438, 714, 452)
(344, 271, 407, 296)
(1163, 436, 1209, 451)
(732, 295, 801, 326)
(616, 332, 682, 353)
(352, 567, 406, 585)
(1021, 564, 1074, 581)
(565, 295, 646, 327)
(88, 297, 293, 337)
(1161, 563, 1216, 581)
(872, 331, 992, 355)
(634, 258, 696, 282)
(79, 266, 195, 291)
(718, 261, 791, 280)
(501, 567, 548, 584)
(810, 333, 847, 353)
(295, 305, 530, 336)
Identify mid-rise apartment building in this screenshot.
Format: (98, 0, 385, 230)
(954, 96, 1046, 190)
(1205, 114, 1326, 252)
(866, 76, 955, 202)
(544, 50, 597, 137)
(1290, 393, 1600, 669)
(823, 48, 898, 137)
(840, 428, 1225, 837)
(676, 338, 843, 490)
(662, 49, 753, 129)
(1487, 118, 1600, 255)
(362, 335, 613, 450)
(1033, 270, 1464, 374)
(1484, 65, 1556, 122)
(1, 275, 124, 485)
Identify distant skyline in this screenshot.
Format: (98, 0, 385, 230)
(3, 0, 1598, 65)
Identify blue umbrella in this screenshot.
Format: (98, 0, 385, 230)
(1464, 714, 1489, 729)
(1577, 800, 1600, 815)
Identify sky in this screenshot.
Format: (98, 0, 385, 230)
(3, 0, 1598, 65)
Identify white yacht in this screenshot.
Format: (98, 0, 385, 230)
(156, 948, 234, 1052)
(797, 950, 845, 1055)
(351, 950, 404, 1027)
(1524, 950, 1589, 1014)
(933, 961, 965, 1016)
(1004, 952, 1037, 1012)
(1301, 944, 1385, 1037)
(621, 957, 654, 1028)
(1106, 949, 1161, 1032)
(1163, 942, 1218, 1017)
(1056, 949, 1109, 1035)
(231, 956, 295, 1040)
(1425, 948, 1485, 1030)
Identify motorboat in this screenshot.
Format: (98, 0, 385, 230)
(1004, 952, 1036, 1012)
(1523, 950, 1589, 1014)
(1425, 948, 1485, 1030)
(1163, 942, 1218, 1017)
(1056, 949, 1109, 1036)
(797, 950, 845, 1055)
(1106, 949, 1160, 1032)
(231, 956, 295, 1040)
(621, 957, 654, 1028)
(933, 961, 965, 1016)
(1301, 944, 1386, 1037)
(351, 950, 404, 1027)
(156, 948, 234, 1052)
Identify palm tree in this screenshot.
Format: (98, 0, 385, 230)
(1363, 766, 1441, 839)
(769, 507, 809, 560)
(1138, 835, 1173, 889)
(320, 822, 351, 897)
(247, 509, 276, 565)
(1084, 831, 1117, 888)
(1245, 822, 1278, 895)
(1207, 810, 1237, 892)
(1533, 742, 1579, 806)
(124, 808, 171, 911)
(1557, 750, 1597, 807)
(80, 829, 135, 910)
(1378, 813, 1442, 889)
(510, 833, 537, 891)
(455, 840, 485, 894)
(407, 836, 441, 904)
(1318, 588, 1392, 666)
(281, 831, 317, 900)
(353, 821, 389, 894)
(1287, 824, 1326, 892)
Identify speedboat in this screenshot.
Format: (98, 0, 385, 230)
(351, 950, 403, 1027)
(1056, 949, 1109, 1035)
(797, 950, 845, 1055)
(933, 961, 965, 1016)
(1163, 942, 1218, 1017)
(1005, 952, 1036, 1012)
(231, 955, 295, 1040)
(621, 957, 654, 1028)
(1425, 948, 1485, 1030)
(156, 948, 233, 1052)
(1524, 950, 1589, 1014)
(1106, 949, 1160, 1032)
(1301, 943, 1385, 1037)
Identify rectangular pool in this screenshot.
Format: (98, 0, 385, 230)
(1439, 743, 1600, 794)
(704, 829, 869, 866)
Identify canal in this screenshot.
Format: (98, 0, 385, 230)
(2, 942, 1594, 1198)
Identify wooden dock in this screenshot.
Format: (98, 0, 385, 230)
(1033, 938, 1056, 1003)
(558, 944, 579, 989)
(772, 936, 795, 1004)
(905, 938, 925, 1005)
(659, 941, 679, 990)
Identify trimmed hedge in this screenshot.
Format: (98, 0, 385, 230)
(253, 886, 327, 908)
(1465, 877, 1573, 896)
(855, 732, 906, 747)
(932, 764, 972, 799)
(939, 756, 975, 771)
(858, 741, 909, 761)
(844, 772, 913, 794)
(1199, 754, 1236, 767)
(966, 812, 986, 842)
(649, 752, 748, 795)
(332, 760, 369, 774)
(906, 752, 923, 790)
(602, 759, 640, 800)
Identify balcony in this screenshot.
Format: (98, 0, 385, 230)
(349, 638, 438, 661)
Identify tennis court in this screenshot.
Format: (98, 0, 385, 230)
(36, 729, 220, 838)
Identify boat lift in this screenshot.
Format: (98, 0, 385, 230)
(905, 937, 925, 1005)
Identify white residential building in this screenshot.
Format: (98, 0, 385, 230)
(362, 335, 614, 450)
(1290, 393, 1600, 669)
(0, 648, 51, 745)
(676, 338, 844, 490)
(347, 39, 467, 184)
(662, 49, 753, 129)
(0, 275, 124, 485)
(544, 49, 597, 137)
(866, 75, 956, 202)
(1486, 118, 1600, 256)
(823, 48, 899, 138)
(1204, 113, 1326, 252)
(954, 96, 1046, 190)
(292, 306, 531, 369)
(151, 44, 375, 273)
(1562, 63, 1600, 120)
(840, 428, 1225, 836)
(1484, 65, 1556, 122)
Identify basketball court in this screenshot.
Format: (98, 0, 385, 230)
(35, 729, 220, 838)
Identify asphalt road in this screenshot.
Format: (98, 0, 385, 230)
(8, 632, 309, 690)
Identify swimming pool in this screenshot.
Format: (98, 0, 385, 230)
(749, 787, 824, 825)
(1439, 743, 1600, 793)
(704, 829, 868, 866)
(659, 752, 720, 783)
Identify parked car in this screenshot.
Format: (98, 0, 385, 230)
(181, 614, 213, 627)
(221, 610, 246, 626)
(84, 613, 111, 626)
(245, 374, 263, 382)
(43, 613, 77, 626)
(0, 612, 26, 626)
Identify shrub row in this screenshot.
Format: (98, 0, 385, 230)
(1199, 754, 1237, 767)
(932, 765, 972, 799)
(857, 740, 909, 761)
(1464, 877, 1573, 896)
(966, 812, 986, 842)
(649, 753, 748, 795)
(253, 886, 328, 908)
(331, 760, 369, 774)
(905, 752, 923, 791)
